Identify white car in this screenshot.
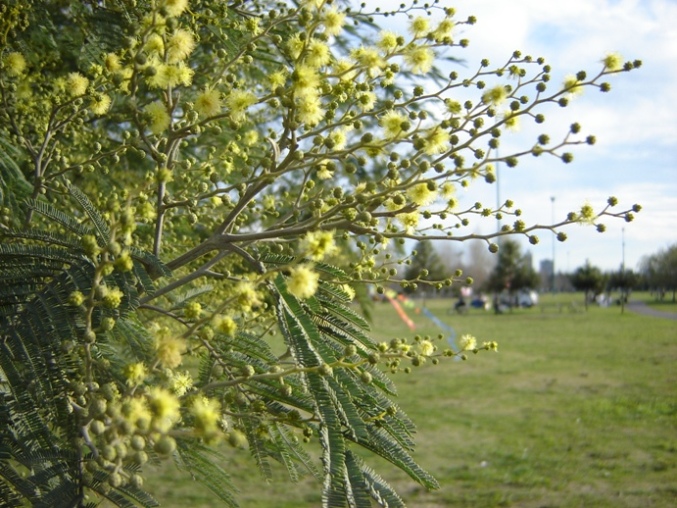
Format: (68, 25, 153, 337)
(517, 290, 539, 307)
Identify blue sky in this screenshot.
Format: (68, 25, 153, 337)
(418, 0, 677, 273)
(444, 0, 677, 271)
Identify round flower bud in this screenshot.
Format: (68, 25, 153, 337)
(227, 430, 247, 448)
(153, 435, 176, 455)
(131, 435, 145, 451)
(68, 291, 85, 306)
(108, 472, 123, 488)
(318, 364, 333, 377)
(344, 345, 357, 357)
(90, 420, 106, 435)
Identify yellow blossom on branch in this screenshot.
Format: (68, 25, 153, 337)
(195, 89, 222, 117)
(67, 72, 89, 96)
(163, 0, 189, 18)
(144, 101, 171, 134)
(407, 182, 438, 206)
(167, 29, 196, 63)
(155, 335, 187, 369)
(287, 264, 320, 299)
(404, 46, 435, 75)
(458, 334, 477, 351)
(301, 230, 338, 261)
(323, 7, 346, 37)
(4, 52, 27, 76)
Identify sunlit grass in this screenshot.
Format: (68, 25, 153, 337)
(141, 293, 677, 507)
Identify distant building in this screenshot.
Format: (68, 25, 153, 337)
(540, 259, 554, 291)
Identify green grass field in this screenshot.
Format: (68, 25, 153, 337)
(141, 293, 677, 507)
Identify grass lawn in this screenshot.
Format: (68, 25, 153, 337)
(141, 293, 677, 507)
(634, 291, 677, 313)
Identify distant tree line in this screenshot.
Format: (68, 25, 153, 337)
(400, 241, 677, 306)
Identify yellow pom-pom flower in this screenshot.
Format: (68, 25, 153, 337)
(397, 211, 419, 231)
(144, 34, 165, 55)
(90, 93, 112, 115)
(195, 89, 222, 117)
(292, 64, 320, 96)
(305, 40, 331, 68)
(409, 16, 430, 37)
(167, 29, 196, 63)
(297, 93, 324, 126)
(155, 335, 187, 369)
(144, 101, 171, 134)
(168, 370, 194, 396)
(458, 334, 477, 351)
(124, 362, 147, 386)
(351, 47, 384, 77)
(482, 85, 508, 105)
(301, 230, 338, 261)
(407, 183, 437, 206)
(323, 7, 346, 37)
(603, 52, 623, 71)
(380, 111, 409, 138)
(4, 52, 27, 76)
(67, 72, 89, 96)
(377, 31, 400, 52)
(424, 127, 450, 155)
(287, 264, 320, 300)
(563, 75, 584, 96)
(147, 387, 181, 433)
(233, 281, 262, 313)
(213, 315, 237, 336)
(162, 0, 189, 17)
(226, 90, 257, 122)
(419, 339, 435, 356)
(190, 396, 222, 436)
(404, 46, 434, 75)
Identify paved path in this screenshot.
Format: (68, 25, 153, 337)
(626, 301, 677, 321)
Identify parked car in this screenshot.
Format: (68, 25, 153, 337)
(517, 290, 539, 307)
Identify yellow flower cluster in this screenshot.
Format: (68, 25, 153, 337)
(67, 72, 89, 96)
(404, 46, 435, 75)
(287, 264, 320, 299)
(482, 85, 508, 105)
(190, 396, 222, 438)
(144, 101, 171, 134)
(4, 52, 27, 76)
(301, 230, 338, 261)
(213, 314, 237, 336)
(155, 334, 187, 369)
(124, 362, 147, 386)
(195, 89, 222, 117)
(323, 7, 346, 37)
(407, 183, 438, 207)
(226, 90, 257, 122)
(380, 111, 409, 138)
(147, 387, 181, 433)
(458, 334, 477, 351)
(418, 339, 435, 356)
(162, 0, 189, 18)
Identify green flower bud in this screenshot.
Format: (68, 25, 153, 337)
(153, 436, 176, 455)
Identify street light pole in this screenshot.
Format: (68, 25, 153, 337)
(551, 196, 556, 292)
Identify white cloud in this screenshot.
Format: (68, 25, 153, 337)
(371, 0, 676, 272)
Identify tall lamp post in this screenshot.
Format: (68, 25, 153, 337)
(551, 196, 556, 292)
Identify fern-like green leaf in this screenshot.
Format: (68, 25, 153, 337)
(355, 427, 439, 491)
(24, 198, 93, 238)
(66, 182, 111, 241)
(347, 451, 406, 508)
(175, 440, 239, 508)
(344, 450, 375, 508)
